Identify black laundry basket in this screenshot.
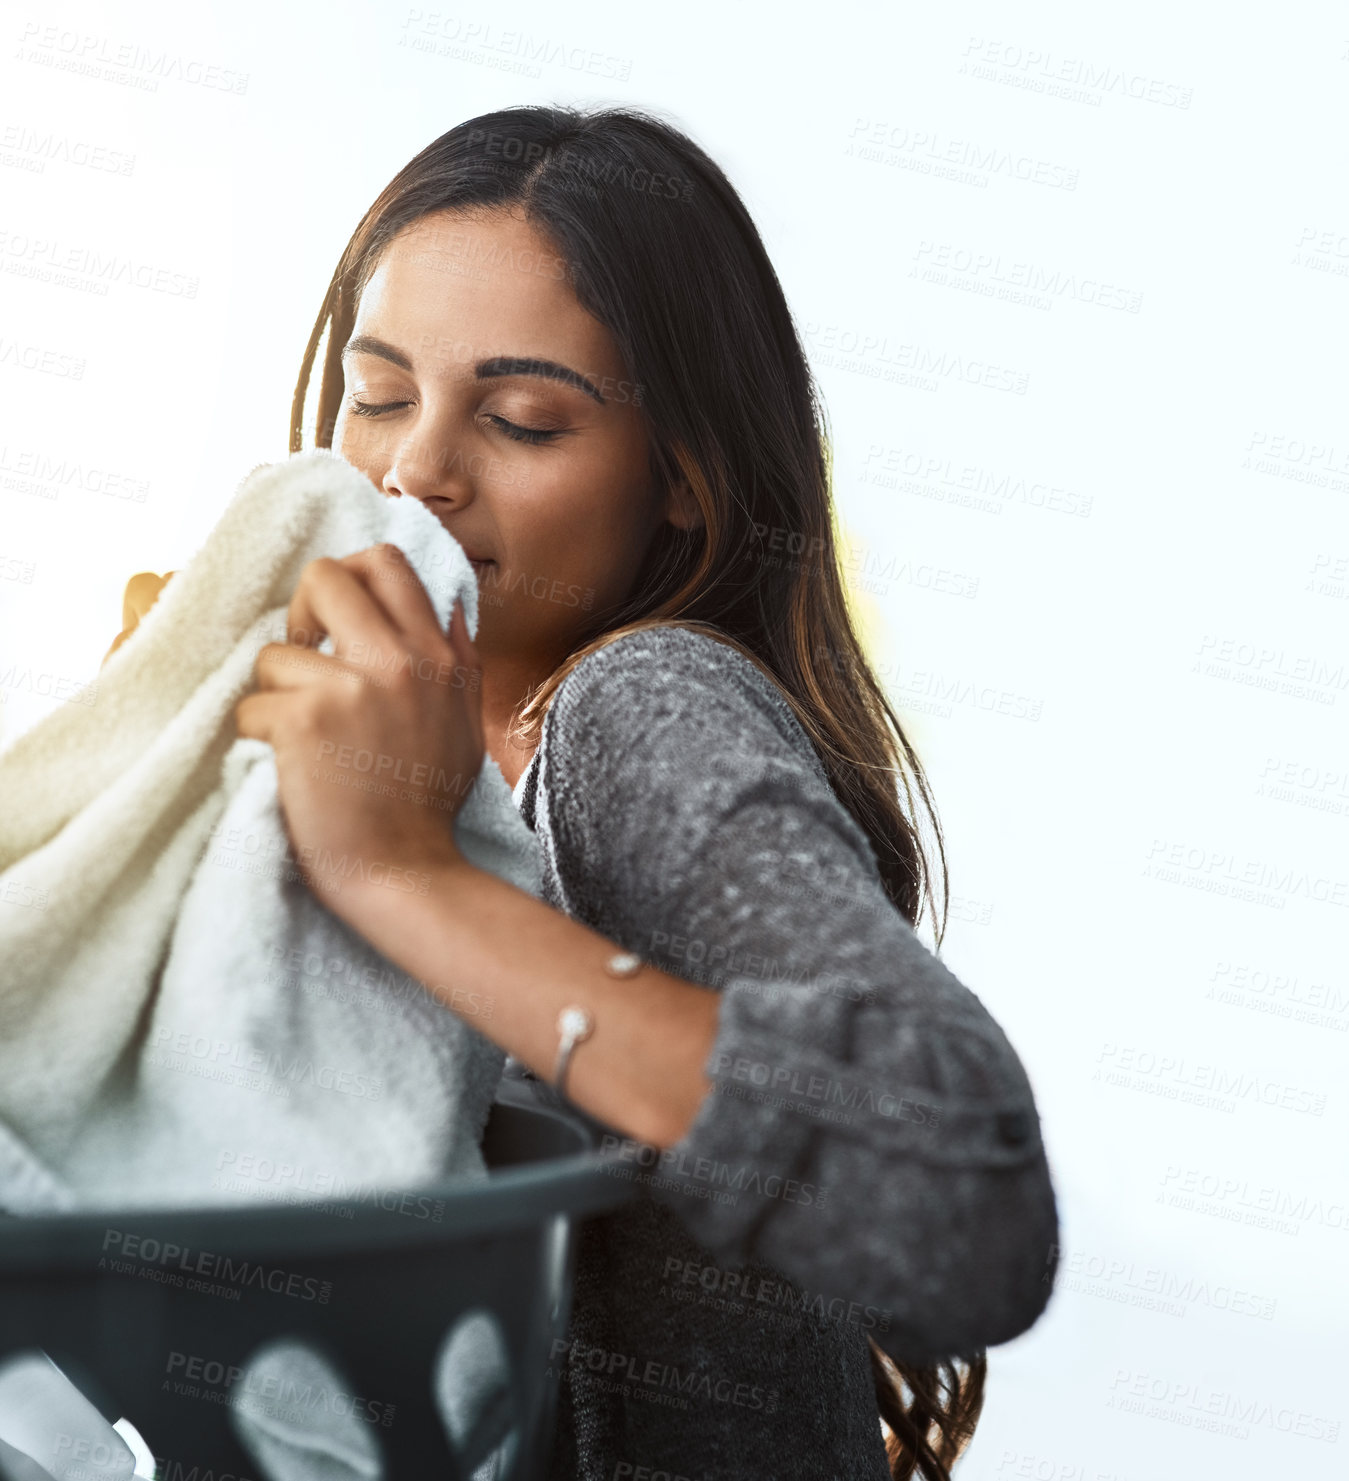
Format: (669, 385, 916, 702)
(0, 1076, 633, 1479)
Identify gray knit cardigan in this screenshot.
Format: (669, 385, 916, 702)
(507, 624, 1059, 1481)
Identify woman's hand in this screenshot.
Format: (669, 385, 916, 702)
(102, 570, 178, 667)
(233, 543, 483, 925)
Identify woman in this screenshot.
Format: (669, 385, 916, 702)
(216, 104, 1059, 1479)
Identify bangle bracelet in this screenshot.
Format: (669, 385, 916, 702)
(551, 951, 642, 1099)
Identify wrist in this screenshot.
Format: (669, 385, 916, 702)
(335, 840, 475, 940)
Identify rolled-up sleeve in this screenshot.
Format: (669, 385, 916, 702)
(537, 625, 1061, 1365)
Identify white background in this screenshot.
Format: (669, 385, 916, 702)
(1, 2, 1346, 1476)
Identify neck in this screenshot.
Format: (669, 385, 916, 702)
(476, 645, 555, 790)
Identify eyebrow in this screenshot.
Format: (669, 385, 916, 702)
(342, 336, 607, 405)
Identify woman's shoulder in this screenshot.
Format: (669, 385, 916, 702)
(547, 621, 824, 778)
(526, 621, 862, 923)
(515, 623, 829, 836)
(562, 620, 758, 686)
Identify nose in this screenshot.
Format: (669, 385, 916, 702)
(382, 424, 473, 510)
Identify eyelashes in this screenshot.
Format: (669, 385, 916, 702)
(346, 399, 563, 445)
(484, 414, 562, 446)
(347, 399, 412, 419)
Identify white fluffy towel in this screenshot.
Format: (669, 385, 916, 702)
(0, 450, 541, 1479)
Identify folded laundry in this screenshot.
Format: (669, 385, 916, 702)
(0, 450, 541, 1479)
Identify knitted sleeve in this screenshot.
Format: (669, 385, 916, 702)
(534, 623, 1060, 1365)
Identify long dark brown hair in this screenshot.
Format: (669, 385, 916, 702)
(291, 104, 984, 1479)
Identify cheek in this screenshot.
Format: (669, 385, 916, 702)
(535, 455, 637, 534)
(515, 461, 654, 588)
(332, 407, 356, 461)
(334, 413, 388, 486)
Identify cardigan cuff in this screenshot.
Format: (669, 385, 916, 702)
(611, 981, 1048, 1264)
(624, 979, 826, 1265)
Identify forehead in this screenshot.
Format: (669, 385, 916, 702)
(356, 209, 620, 376)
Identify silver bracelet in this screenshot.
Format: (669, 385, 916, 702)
(551, 951, 642, 1099)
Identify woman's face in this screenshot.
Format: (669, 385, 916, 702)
(333, 207, 697, 672)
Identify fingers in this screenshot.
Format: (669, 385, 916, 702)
(339, 544, 446, 645)
(286, 546, 447, 663)
(254, 544, 462, 705)
(101, 629, 130, 669)
(285, 555, 404, 664)
(253, 643, 359, 693)
(121, 571, 173, 629)
(233, 689, 284, 744)
(104, 570, 178, 670)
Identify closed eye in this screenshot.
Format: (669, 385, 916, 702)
(348, 398, 412, 418)
(345, 399, 564, 445)
(485, 415, 564, 445)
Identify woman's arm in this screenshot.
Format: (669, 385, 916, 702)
(233, 546, 724, 1150)
(237, 547, 1057, 1363)
(501, 624, 1061, 1365)
(336, 849, 725, 1151)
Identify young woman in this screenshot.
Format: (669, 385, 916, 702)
(223, 105, 1060, 1479)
